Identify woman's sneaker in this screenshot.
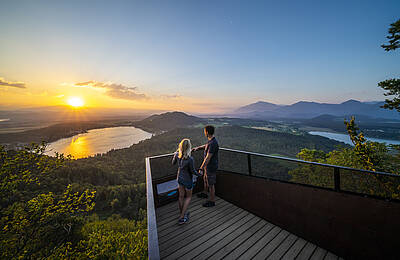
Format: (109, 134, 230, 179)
(202, 201, 216, 207)
(184, 211, 190, 221)
(178, 212, 190, 225)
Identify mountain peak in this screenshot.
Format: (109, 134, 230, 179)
(341, 99, 361, 105)
(235, 101, 280, 113)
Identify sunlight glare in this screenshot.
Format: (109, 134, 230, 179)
(67, 97, 84, 108)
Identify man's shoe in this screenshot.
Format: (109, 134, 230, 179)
(196, 192, 208, 199)
(202, 201, 215, 207)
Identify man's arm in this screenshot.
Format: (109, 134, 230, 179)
(200, 152, 213, 170)
(172, 151, 178, 165)
(192, 145, 206, 152)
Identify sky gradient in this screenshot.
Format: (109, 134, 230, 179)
(1, 0, 399, 113)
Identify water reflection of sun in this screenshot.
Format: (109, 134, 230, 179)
(65, 136, 91, 158)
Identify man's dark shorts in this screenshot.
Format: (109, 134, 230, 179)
(205, 171, 217, 186)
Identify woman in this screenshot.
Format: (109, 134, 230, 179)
(172, 138, 201, 224)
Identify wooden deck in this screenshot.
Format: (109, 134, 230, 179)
(156, 196, 343, 260)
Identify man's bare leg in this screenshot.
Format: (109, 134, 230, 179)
(209, 185, 215, 203)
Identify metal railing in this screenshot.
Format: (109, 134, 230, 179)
(145, 147, 400, 259)
(145, 157, 160, 260)
(148, 147, 400, 197)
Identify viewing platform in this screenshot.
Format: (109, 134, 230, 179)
(146, 148, 400, 259)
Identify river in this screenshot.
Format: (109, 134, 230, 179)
(309, 131, 400, 146)
(45, 126, 152, 159)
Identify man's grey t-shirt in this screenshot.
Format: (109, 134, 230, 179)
(204, 137, 219, 173)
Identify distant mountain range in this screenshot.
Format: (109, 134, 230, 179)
(233, 100, 400, 120)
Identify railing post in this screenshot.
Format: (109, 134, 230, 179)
(145, 157, 160, 260)
(153, 181, 159, 208)
(334, 167, 340, 191)
(247, 154, 252, 176)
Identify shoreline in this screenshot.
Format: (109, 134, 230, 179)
(0, 121, 155, 150)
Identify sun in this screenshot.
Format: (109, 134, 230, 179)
(67, 97, 85, 108)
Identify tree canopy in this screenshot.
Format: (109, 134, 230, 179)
(379, 19, 400, 112)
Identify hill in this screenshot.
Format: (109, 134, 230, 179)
(234, 101, 281, 114)
(233, 100, 400, 120)
(132, 111, 205, 132)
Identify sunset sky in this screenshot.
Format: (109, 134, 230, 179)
(1, 0, 399, 113)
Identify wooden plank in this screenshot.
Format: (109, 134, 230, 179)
(209, 218, 267, 260)
(296, 242, 317, 260)
(157, 197, 224, 226)
(156, 197, 220, 227)
(237, 226, 282, 260)
(156, 200, 180, 216)
(267, 233, 298, 259)
(194, 217, 262, 260)
(156, 196, 200, 217)
(156, 195, 203, 217)
(156, 193, 213, 216)
(310, 247, 327, 260)
(156, 197, 339, 260)
(158, 201, 232, 243)
(253, 229, 290, 260)
(158, 196, 222, 223)
(163, 209, 249, 259)
(324, 251, 339, 260)
(160, 206, 242, 257)
(157, 199, 229, 236)
(221, 222, 274, 259)
(180, 213, 256, 259)
(281, 237, 307, 260)
(158, 202, 233, 247)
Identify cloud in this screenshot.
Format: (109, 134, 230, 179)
(0, 77, 26, 88)
(74, 81, 148, 101)
(160, 94, 183, 100)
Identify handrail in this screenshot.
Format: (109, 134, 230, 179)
(147, 147, 399, 178)
(145, 157, 160, 260)
(148, 152, 175, 160)
(219, 147, 400, 178)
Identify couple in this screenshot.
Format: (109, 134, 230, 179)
(172, 125, 219, 224)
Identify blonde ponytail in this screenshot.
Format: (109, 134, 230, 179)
(178, 139, 192, 159)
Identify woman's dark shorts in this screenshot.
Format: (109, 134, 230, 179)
(178, 178, 193, 190)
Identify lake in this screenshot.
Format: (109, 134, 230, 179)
(309, 131, 400, 146)
(46, 126, 152, 159)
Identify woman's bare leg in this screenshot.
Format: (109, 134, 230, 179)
(179, 189, 192, 219)
(178, 185, 185, 215)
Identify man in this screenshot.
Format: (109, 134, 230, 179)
(193, 125, 219, 207)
